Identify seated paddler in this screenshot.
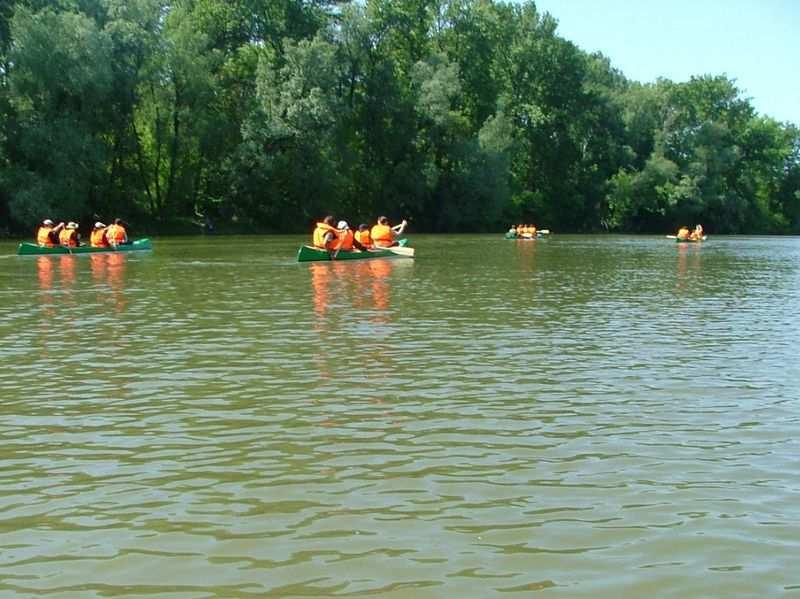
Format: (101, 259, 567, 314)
(58, 221, 80, 247)
(333, 221, 368, 252)
(313, 215, 338, 250)
(36, 219, 64, 247)
(355, 223, 374, 249)
(370, 216, 407, 247)
(676, 226, 690, 240)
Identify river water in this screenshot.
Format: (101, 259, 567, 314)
(0, 234, 798, 598)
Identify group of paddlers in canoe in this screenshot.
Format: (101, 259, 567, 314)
(313, 215, 408, 253)
(674, 224, 705, 241)
(35, 218, 129, 249)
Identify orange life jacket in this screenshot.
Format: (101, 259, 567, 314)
(371, 223, 393, 246)
(59, 228, 78, 247)
(107, 224, 127, 244)
(335, 229, 356, 251)
(355, 229, 373, 248)
(313, 222, 338, 249)
(37, 226, 55, 247)
(90, 228, 109, 247)
(677, 227, 690, 240)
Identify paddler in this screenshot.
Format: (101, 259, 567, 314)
(334, 221, 368, 252)
(676, 226, 690, 240)
(355, 223, 374, 249)
(90, 222, 110, 248)
(313, 215, 338, 250)
(106, 218, 129, 247)
(58, 221, 80, 247)
(689, 224, 704, 241)
(370, 216, 407, 247)
(36, 219, 64, 247)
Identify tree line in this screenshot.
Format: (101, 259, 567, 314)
(1, 0, 798, 236)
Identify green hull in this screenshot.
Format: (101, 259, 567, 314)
(17, 238, 153, 256)
(297, 238, 410, 262)
(675, 236, 707, 243)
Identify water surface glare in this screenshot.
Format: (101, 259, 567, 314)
(1, 234, 798, 598)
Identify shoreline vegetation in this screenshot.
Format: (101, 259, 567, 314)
(1, 1, 798, 237)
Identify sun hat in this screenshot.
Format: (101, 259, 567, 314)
(67, 221, 78, 229)
(43, 219, 53, 226)
(94, 222, 106, 228)
(337, 220, 349, 229)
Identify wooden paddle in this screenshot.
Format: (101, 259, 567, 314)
(386, 246, 414, 257)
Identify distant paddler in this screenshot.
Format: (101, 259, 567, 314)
(371, 216, 407, 248)
(676, 226, 690, 241)
(689, 224, 704, 241)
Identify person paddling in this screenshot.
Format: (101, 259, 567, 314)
(689, 224, 704, 241)
(334, 221, 368, 253)
(355, 223, 374, 249)
(370, 216, 407, 247)
(676, 226, 690, 241)
(36, 219, 64, 247)
(313, 216, 339, 251)
(58, 222, 80, 247)
(106, 218, 129, 247)
(90, 222, 110, 248)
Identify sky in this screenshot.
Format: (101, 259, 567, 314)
(526, 0, 800, 124)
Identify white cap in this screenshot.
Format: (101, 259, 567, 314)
(67, 221, 78, 229)
(337, 220, 349, 229)
(94, 222, 106, 228)
(43, 219, 53, 226)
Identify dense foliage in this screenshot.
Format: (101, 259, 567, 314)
(1, 0, 798, 235)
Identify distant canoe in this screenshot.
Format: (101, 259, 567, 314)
(17, 238, 153, 256)
(666, 235, 707, 243)
(297, 238, 413, 262)
(505, 229, 550, 240)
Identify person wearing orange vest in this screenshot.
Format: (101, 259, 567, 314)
(313, 216, 338, 250)
(676, 226, 690, 240)
(106, 218, 128, 246)
(90, 222, 109, 247)
(58, 222, 80, 247)
(370, 216, 407, 247)
(689, 224, 704, 241)
(333, 221, 368, 252)
(36, 219, 64, 247)
(355, 223, 374, 248)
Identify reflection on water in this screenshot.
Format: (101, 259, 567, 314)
(310, 259, 396, 320)
(675, 242, 702, 291)
(1, 235, 799, 598)
(90, 253, 128, 311)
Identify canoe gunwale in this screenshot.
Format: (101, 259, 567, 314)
(297, 238, 412, 262)
(17, 238, 153, 256)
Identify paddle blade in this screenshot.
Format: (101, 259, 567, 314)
(538, 229, 550, 235)
(387, 246, 415, 257)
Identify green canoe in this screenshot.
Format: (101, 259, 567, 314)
(505, 229, 550, 239)
(668, 235, 707, 243)
(297, 238, 412, 262)
(17, 238, 153, 256)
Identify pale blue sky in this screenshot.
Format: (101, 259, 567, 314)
(528, 0, 799, 124)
